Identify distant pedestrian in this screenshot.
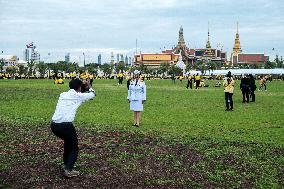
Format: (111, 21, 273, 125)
(240, 74, 250, 103)
(249, 74, 256, 102)
(223, 73, 234, 111)
(186, 75, 193, 89)
(171, 74, 176, 84)
(195, 73, 201, 89)
(259, 76, 267, 91)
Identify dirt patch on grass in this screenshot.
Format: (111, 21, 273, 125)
(0, 124, 283, 188)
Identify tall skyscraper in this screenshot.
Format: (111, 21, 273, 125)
(125, 55, 128, 64)
(24, 49, 29, 61)
(129, 57, 132, 65)
(65, 53, 70, 63)
(30, 46, 40, 62)
(120, 54, 124, 62)
(98, 54, 102, 64)
(116, 54, 119, 63)
(111, 52, 115, 64)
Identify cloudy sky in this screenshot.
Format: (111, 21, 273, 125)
(0, 0, 283, 64)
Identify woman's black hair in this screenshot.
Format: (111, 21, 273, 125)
(69, 78, 83, 91)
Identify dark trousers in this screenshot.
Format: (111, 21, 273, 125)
(51, 122, 79, 171)
(196, 80, 200, 89)
(118, 78, 123, 84)
(242, 89, 250, 103)
(186, 80, 192, 89)
(251, 90, 255, 102)
(225, 92, 233, 110)
(90, 79, 94, 86)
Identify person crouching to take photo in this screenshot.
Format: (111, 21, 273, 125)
(51, 79, 96, 178)
(127, 70, 146, 127)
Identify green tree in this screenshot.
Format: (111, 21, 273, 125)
(138, 63, 148, 74)
(101, 63, 112, 76)
(17, 64, 28, 76)
(275, 55, 283, 68)
(115, 61, 126, 73)
(37, 62, 47, 77)
(208, 61, 216, 74)
(0, 58, 4, 72)
(264, 61, 276, 69)
(6, 66, 17, 75)
(168, 64, 182, 76)
(27, 60, 35, 77)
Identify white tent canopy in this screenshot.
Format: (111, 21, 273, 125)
(204, 69, 284, 76)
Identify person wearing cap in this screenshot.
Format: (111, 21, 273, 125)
(127, 70, 146, 127)
(223, 73, 235, 111)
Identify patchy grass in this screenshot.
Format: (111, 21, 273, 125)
(0, 79, 283, 188)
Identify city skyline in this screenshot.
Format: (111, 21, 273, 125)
(0, 0, 283, 64)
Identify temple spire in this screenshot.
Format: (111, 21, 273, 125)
(206, 22, 211, 49)
(233, 22, 242, 54)
(178, 25, 185, 45)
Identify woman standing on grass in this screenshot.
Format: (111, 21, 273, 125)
(127, 70, 146, 127)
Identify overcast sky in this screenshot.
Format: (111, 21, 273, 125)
(0, 0, 283, 64)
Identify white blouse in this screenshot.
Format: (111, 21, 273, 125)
(127, 80, 146, 101)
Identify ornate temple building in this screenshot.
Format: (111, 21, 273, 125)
(230, 23, 269, 64)
(134, 25, 227, 67)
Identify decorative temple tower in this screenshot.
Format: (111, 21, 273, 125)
(206, 22, 211, 49)
(174, 25, 190, 63)
(204, 22, 215, 58)
(231, 22, 242, 64)
(232, 22, 242, 55)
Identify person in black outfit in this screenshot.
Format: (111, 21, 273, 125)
(127, 77, 131, 90)
(240, 74, 250, 103)
(249, 74, 256, 102)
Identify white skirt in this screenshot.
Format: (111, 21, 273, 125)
(130, 100, 143, 111)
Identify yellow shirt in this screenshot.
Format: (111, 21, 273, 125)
(223, 79, 234, 93)
(195, 76, 200, 81)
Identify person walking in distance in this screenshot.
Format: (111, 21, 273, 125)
(51, 79, 96, 178)
(223, 73, 234, 111)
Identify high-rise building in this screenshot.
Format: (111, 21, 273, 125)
(129, 57, 132, 65)
(116, 54, 119, 63)
(24, 49, 29, 61)
(125, 55, 128, 65)
(98, 54, 102, 64)
(111, 52, 115, 64)
(120, 54, 124, 62)
(30, 46, 40, 63)
(65, 53, 70, 63)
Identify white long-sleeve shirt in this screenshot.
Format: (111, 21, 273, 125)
(52, 89, 95, 123)
(127, 80, 146, 101)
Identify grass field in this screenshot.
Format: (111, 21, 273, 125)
(0, 79, 283, 188)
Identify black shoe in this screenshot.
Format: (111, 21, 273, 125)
(132, 124, 137, 127)
(229, 108, 233, 111)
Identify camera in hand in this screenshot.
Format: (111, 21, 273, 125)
(81, 83, 90, 93)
